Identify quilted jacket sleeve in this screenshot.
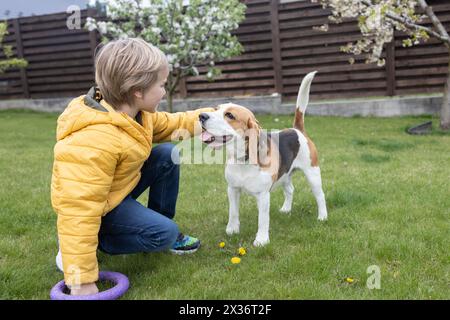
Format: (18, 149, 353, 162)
(51, 127, 120, 286)
(151, 107, 215, 143)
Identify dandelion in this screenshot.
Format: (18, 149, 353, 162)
(231, 257, 241, 264)
(238, 247, 246, 256)
(345, 277, 355, 284)
(219, 242, 226, 248)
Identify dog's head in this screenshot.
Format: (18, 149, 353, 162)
(198, 103, 261, 150)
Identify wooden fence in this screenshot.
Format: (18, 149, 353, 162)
(0, 0, 449, 103)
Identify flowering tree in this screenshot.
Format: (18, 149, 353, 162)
(315, 0, 450, 130)
(86, 0, 246, 112)
(0, 22, 27, 73)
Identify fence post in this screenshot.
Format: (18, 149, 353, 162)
(270, 0, 283, 96)
(386, 37, 396, 96)
(12, 18, 29, 99)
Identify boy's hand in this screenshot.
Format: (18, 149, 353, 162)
(69, 282, 99, 296)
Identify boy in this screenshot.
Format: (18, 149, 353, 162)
(51, 38, 214, 296)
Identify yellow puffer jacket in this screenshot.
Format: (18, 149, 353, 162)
(51, 88, 213, 286)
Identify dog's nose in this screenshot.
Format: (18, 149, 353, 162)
(199, 113, 209, 123)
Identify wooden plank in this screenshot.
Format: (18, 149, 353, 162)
(233, 23, 271, 35)
(270, 0, 283, 94)
(23, 34, 90, 47)
(241, 42, 274, 53)
(278, 7, 331, 22)
(27, 66, 94, 78)
(396, 66, 448, 76)
(24, 42, 91, 55)
(0, 71, 21, 80)
(287, 80, 388, 92)
(12, 19, 29, 99)
(237, 33, 272, 43)
(239, 15, 271, 26)
(223, 51, 274, 63)
(28, 74, 95, 85)
(396, 77, 446, 87)
(279, 16, 332, 32)
(281, 34, 365, 49)
(21, 28, 88, 40)
(281, 53, 386, 67)
(245, 5, 271, 15)
(25, 50, 93, 63)
(25, 58, 95, 70)
(187, 78, 275, 91)
(280, 22, 360, 40)
(188, 87, 273, 97)
(196, 61, 275, 72)
(395, 86, 443, 95)
(29, 91, 88, 99)
(282, 71, 386, 85)
(187, 70, 274, 82)
(30, 82, 93, 92)
(395, 45, 448, 57)
(279, 1, 323, 11)
(287, 90, 389, 100)
(20, 20, 79, 32)
(281, 44, 347, 58)
(395, 56, 449, 67)
(282, 62, 383, 76)
(243, 0, 270, 5)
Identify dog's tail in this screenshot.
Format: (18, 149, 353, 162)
(294, 71, 317, 133)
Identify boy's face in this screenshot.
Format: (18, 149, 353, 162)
(135, 65, 169, 113)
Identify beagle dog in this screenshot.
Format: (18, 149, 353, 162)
(199, 71, 327, 246)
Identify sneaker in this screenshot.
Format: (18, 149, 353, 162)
(169, 233, 201, 255)
(56, 249, 64, 272)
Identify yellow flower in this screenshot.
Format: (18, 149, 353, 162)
(219, 242, 226, 248)
(238, 247, 246, 256)
(345, 277, 354, 284)
(231, 257, 241, 264)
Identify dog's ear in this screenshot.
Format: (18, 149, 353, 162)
(246, 116, 262, 165)
(247, 116, 261, 134)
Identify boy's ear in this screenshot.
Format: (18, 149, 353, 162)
(134, 90, 144, 100)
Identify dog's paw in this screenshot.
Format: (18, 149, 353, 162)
(318, 214, 328, 221)
(226, 223, 240, 235)
(253, 235, 270, 247)
(279, 206, 291, 214)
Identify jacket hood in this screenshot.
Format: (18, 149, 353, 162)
(56, 87, 151, 147)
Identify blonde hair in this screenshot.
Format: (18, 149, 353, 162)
(94, 38, 168, 108)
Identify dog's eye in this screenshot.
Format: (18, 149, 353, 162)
(225, 112, 235, 120)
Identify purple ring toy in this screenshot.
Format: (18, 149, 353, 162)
(50, 271, 129, 300)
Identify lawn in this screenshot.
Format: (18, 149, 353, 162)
(0, 109, 449, 299)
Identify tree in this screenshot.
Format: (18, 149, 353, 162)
(315, 0, 450, 130)
(0, 22, 27, 74)
(86, 0, 246, 112)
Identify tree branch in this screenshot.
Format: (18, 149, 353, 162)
(417, 0, 450, 46)
(361, 0, 450, 45)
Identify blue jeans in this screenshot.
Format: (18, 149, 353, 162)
(98, 143, 180, 255)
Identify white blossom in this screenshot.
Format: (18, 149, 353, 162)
(317, 0, 429, 66)
(85, 0, 245, 111)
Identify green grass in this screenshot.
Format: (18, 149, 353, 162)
(0, 109, 449, 299)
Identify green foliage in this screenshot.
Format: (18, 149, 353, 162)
(0, 22, 27, 74)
